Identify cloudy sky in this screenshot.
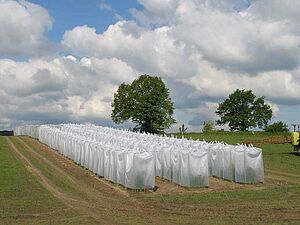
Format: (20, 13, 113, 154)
(0, 0, 300, 131)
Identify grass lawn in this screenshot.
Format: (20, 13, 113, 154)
(0, 137, 98, 224)
(172, 131, 290, 144)
(0, 133, 299, 224)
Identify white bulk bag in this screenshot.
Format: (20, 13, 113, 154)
(245, 147, 264, 183)
(210, 144, 222, 178)
(84, 141, 90, 169)
(92, 143, 99, 173)
(125, 152, 135, 189)
(108, 146, 116, 183)
(155, 147, 163, 177)
(222, 145, 234, 181)
(188, 150, 209, 187)
(103, 145, 111, 180)
(179, 150, 190, 187)
(171, 149, 180, 184)
(133, 152, 155, 189)
(234, 145, 246, 183)
(116, 149, 126, 186)
(96, 143, 105, 177)
(162, 147, 172, 180)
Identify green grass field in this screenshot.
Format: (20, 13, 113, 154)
(172, 131, 290, 144)
(0, 137, 98, 225)
(0, 134, 299, 224)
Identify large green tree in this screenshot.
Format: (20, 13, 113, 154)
(216, 89, 272, 131)
(111, 75, 176, 134)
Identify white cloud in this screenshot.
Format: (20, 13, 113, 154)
(248, 0, 300, 27)
(61, 0, 300, 130)
(98, 0, 113, 11)
(0, 0, 54, 56)
(63, 1, 300, 95)
(1, 0, 300, 130)
(0, 56, 137, 127)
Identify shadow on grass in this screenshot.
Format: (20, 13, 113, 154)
(289, 152, 300, 156)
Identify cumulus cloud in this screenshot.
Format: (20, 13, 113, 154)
(63, 0, 300, 107)
(0, 0, 55, 56)
(248, 0, 300, 29)
(1, 0, 300, 131)
(0, 56, 137, 127)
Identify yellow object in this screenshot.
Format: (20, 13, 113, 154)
(292, 132, 299, 146)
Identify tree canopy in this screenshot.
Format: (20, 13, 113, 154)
(216, 89, 272, 131)
(264, 121, 289, 133)
(111, 74, 176, 134)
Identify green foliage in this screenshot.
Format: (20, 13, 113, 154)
(216, 89, 272, 131)
(111, 74, 176, 134)
(264, 121, 289, 133)
(179, 124, 188, 137)
(202, 121, 215, 133)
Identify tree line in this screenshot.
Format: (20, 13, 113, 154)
(111, 74, 288, 134)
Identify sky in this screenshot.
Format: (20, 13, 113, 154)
(0, 0, 300, 132)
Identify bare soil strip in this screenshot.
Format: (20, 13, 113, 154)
(5, 137, 110, 224)
(17, 137, 130, 197)
(265, 169, 300, 178)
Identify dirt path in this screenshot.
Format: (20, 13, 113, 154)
(265, 169, 300, 178)
(17, 137, 130, 197)
(5, 137, 111, 224)
(7, 136, 176, 225)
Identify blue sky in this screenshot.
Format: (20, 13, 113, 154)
(0, 0, 300, 131)
(29, 0, 142, 42)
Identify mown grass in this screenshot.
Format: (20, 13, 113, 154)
(0, 137, 97, 225)
(10, 137, 84, 198)
(153, 185, 300, 224)
(262, 143, 300, 174)
(172, 131, 290, 144)
(0, 137, 63, 214)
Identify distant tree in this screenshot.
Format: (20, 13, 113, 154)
(216, 89, 272, 131)
(111, 74, 176, 134)
(179, 124, 188, 138)
(264, 121, 289, 133)
(202, 121, 215, 133)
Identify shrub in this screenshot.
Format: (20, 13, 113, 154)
(264, 121, 289, 133)
(202, 121, 215, 133)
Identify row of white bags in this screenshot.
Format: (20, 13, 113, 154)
(58, 124, 264, 184)
(38, 125, 209, 188)
(14, 124, 264, 189)
(14, 125, 40, 139)
(39, 126, 155, 189)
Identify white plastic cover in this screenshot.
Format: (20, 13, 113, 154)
(14, 124, 264, 189)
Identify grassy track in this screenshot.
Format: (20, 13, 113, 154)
(0, 137, 98, 224)
(0, 134, 299, 224)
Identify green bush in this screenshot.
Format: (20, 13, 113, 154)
(264, 121, 289, 133)
(202, 121, 215, 133)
